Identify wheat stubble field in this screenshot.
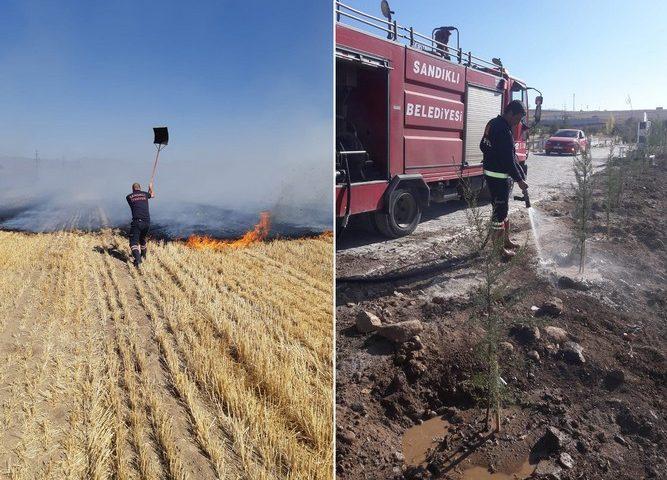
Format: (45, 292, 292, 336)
(0, 228, 333, 480)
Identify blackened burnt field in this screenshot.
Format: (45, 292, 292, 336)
(0, 198, 327, 240)
(336, 154, 666, 480)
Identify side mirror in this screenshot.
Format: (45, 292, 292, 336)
(534, 96, 543, 124)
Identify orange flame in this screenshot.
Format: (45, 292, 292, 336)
(185, 211, 271, 251)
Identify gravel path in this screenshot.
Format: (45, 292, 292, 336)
(337, 147, 609, 277)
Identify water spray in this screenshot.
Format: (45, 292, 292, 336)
(514, 190, 546, 262)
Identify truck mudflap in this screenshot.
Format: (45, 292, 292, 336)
(380, 174, 430, 212)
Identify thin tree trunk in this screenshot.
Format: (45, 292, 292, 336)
(485, 343, 492, 431)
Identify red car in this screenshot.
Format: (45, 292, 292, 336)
(544, 129, 588, 155)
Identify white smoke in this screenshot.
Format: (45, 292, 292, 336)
(0, 1, 332, 238)
(0, 112, 332, 237)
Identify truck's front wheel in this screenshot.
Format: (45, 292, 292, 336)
(374, 188, 422, 238)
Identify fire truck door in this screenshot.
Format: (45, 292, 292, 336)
(336, 48, 391, 182)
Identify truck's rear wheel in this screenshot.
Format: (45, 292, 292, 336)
(374, 188, 422, 238)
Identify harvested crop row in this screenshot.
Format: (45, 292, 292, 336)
(151, 246, 331, 446)
(163, 245, 331, 361)
(139, 245, 330, 479)
(0, 229, 333, 480)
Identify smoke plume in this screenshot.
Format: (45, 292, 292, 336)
(0, 114, 332, 238)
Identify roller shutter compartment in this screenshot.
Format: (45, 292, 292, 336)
(464, 85, 503, 165)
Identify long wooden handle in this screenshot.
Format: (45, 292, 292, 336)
(149, 145, 162, 185)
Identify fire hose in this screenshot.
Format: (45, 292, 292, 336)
(342, 154, 352, 230)
(337, 150, 367, 239)
(337, 157, 532, 277)
(336, 251, 479, 283)
(340, 190, 529, 283)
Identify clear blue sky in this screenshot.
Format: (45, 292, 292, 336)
(342, 0, 666, 111)
(0, 0, 331, 163)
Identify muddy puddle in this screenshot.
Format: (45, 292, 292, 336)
(402, 416, 451, 466)
(460, 459, 537, 479)
(402, 413, 537, 479)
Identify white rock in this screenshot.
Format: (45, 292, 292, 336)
(356, 310, 382, 333)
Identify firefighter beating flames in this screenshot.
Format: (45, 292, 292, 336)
(125, 127, 168, 269)
(124, 127, 281, 261)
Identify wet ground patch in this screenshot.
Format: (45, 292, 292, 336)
(336, 155, 666, 479)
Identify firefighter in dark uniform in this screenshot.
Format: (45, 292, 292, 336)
(480, 99, 529, 257)
(126, 182, 154, 268)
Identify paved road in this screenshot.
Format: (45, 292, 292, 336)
(337, 147, 609, 277)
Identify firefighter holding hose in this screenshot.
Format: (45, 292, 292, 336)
(126, 182, 154, 268)
(480, 99, 529, 258)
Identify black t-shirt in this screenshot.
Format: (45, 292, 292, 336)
(126, 190, 151, 222)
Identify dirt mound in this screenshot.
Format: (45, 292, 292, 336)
(336, 156, 667, 479)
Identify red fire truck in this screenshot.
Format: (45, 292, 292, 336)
(335, 1, 543, 237)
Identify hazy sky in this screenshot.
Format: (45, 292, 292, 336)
(0, 0, 331, 170)
(343, 0, 666, 111)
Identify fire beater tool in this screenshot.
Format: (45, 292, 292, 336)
(150, 127, 169, 185)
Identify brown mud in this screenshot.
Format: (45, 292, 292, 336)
(403, 416, 453, 466)
(336, 154, 666, 479)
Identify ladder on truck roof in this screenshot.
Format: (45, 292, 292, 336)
(335, 1, 502, 74)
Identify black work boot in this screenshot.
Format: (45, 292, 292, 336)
(132, 250, 142, 268)
(141, 247, 147, 260)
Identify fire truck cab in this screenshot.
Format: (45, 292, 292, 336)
(335, 1, 542, 238)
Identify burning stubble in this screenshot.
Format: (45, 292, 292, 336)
(185, 211, 271, 250)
